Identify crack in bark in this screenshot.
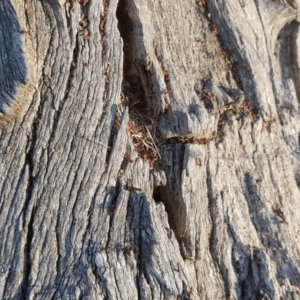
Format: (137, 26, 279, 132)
(105, 189, 120, 250)
(116, 0, 162, 167)
(117, 0, 210, 255)
(278, 20, 300, 105)
(103, 107, 119, 165)
(100, 0, 109, 61)
(21, 108, 40, 298)
(152, 144, 190, 259)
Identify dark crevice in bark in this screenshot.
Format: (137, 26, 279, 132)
(102, 3, 131, 165)
(152, 145, 190, 259)
(77, 0, 92, 45)
(116, 0, 161, 167)
(232, 244, 254, 299)
(22, 107, 41, 298)
(22, 210, 34, 299)
(54, 202, 62, 283)
(127, 194, 168, 297)
(296, 169, 300, 190)
(123, 195, 143, 298)
(278, 20, 300, 104)
(152, 187, 163, 204)
(164, 134, 217, 146)
(117, 0, 199, 259)
(104, 185, 122, 259)
(152, 182, 186, 257)
(100, 0, 109, 61)
(116, 0, 136, 99)
(99, 0, 110, 128)
(104, 106, 119, 165)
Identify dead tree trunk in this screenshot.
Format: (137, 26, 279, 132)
(1, 0, 300, 299)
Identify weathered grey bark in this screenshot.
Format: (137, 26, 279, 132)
(0, 0, 300, 299)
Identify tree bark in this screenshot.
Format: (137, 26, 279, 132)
(1, 0, 300, 299)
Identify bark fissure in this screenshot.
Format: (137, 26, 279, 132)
(100, 0, 109, 61)
(278, 20, 300, 104)
(22, 105, 41, 297)
(116, 0, 162, 168)
(116, 1, 198, 261)
(105, 187, 121, 252)
(104, 108, 119, 165)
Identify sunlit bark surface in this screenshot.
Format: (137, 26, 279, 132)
(0, 0, 300, 299)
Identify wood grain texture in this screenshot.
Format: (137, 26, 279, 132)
(0, 0, 299, 299)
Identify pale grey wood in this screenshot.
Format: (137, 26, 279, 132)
(0, 0, 300, 299)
